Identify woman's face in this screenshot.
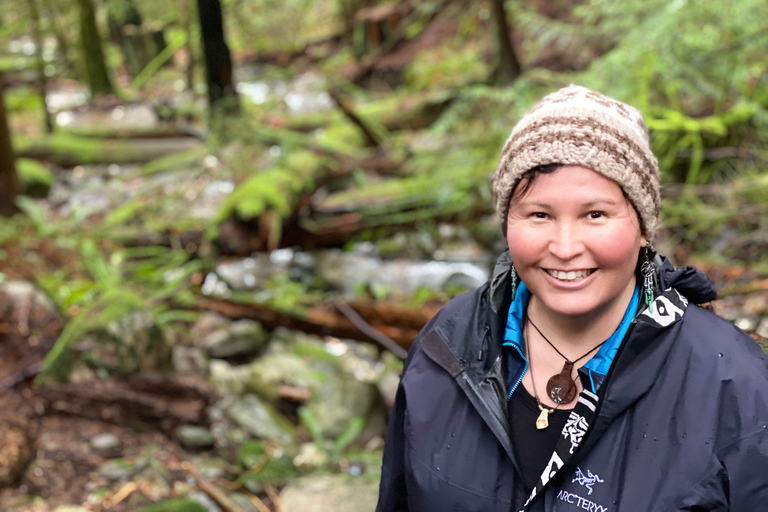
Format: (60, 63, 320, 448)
(506, 165, 645, 322)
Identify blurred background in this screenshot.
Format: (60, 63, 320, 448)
(1, 0, 767, 510)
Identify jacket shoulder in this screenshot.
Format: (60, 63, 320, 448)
(679, 304, 768, 380)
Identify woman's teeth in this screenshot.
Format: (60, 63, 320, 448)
(547, 269, 593, 281)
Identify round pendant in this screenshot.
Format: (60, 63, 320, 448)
(547, 373, 577, 404)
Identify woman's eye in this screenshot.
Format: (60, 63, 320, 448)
(532, 212, 548, 219)
(588, 211, 605, 219)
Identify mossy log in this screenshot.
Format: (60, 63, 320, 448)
(16, 133, 204, 167)
(214, 149, 330, 252)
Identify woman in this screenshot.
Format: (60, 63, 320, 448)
(376, 85, 768, 511)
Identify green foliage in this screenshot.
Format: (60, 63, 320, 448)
(298, 407, 366, 462)
(16, 158, 54, 198)
(132, 498, 207, 512)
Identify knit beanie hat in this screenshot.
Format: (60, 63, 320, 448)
(492, 85, 661, 240)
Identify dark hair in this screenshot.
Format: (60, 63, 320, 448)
(502, 164, 561, 233)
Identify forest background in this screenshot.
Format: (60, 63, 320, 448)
(1, 0, 768, 511)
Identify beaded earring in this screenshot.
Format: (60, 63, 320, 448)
(640, 244, 658, 312)
(510, 263, 517, 300)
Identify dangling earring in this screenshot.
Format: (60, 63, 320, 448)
(510, 263, 518, 300)
(641, 244, 657, 313)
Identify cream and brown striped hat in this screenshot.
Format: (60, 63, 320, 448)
(492, 85, 661, 240)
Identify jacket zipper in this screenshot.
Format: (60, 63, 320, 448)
(504, 342, 528, 400)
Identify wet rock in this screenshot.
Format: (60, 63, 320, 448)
(756, 317, 768, 339)
(305, 374, 384, 441)
(0, 280, 59, 327)
(203, 319, 268, 359)
(176, 425, 215, 449)
(278, 474, 379, 512)
(172, 346, 208, 375)
(248, 352, 325, 401)
(89, 433, 122, 458)
(78, 310, 172, 375)
(293, 442, 330, 471)
(98, 459, 134, 480)
(734, 316, 758, 332)
(209, 360, 250, 395)
(226, 394, 298, 451)
(191, 312, 232, 340)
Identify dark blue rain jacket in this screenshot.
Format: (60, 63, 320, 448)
(376, 253, 768, 511)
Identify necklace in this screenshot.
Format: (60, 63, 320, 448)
(528, 317, 606, 405)
(524, 319, 556, 429)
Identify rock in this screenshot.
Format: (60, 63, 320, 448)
(98, 459, 134, 481)
(203, 319, 268, 359)
(209, 359, 250, 395)
(293, 442, 330, 471)
(278, 474, 379, 512)
(226, 394, 297, 451)
(0, 392, 38, 489)
(756, 317, 768, 339)
(247, 352, 324, 401)
(191, 311, 232, 340)
(172, 346, 208, 375)
(0, 280, 59, 327)
(78, 310, 172, 375)
(734, 316, 758, 332)
(304, 370, 381, 440)
(52, 507, 90, 512)
(89, 433, 122, 458)
(176, 425, 215, 449)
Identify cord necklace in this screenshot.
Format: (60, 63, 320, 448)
(527, 316, 606, 405)
(524, 319, 560, 430)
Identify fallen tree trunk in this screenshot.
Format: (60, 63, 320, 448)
(196, 294, 440, 353)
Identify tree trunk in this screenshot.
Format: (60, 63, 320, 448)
(490, 0, 521, 85)
(195, 0, 239, 116)
(77, 0, 114, 96)
(179, 0, 196, 91)
(0, 77, 21, 217)
(107, 0, 148, 77)
(27, 0, 53, 133)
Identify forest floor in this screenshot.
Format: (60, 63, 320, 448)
(1, 262, 767, 511)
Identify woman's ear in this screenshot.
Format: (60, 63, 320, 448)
(640, 238, 648, 248)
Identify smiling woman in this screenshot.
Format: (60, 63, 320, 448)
(376, 85, 768, 512)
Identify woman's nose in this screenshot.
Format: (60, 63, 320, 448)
(548, 222, 585, 260)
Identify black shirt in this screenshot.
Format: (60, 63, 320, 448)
(509, 384, 572, 493)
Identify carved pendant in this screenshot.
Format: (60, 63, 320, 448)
(536, 405, 553, 430)
(546, 361, 577, 404)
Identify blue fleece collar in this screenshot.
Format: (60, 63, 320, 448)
(502, 281, 640, 389)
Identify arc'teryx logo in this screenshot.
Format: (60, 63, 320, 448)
(572, 467, 604, 495)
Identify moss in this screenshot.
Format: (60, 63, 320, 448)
(132, 498, 207, 512)
(16, 158, 54, 198)
(215, 149, 326, 223)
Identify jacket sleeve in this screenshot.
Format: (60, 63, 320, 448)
(376, 377, 409, 512)
(721, 428, 768, 510)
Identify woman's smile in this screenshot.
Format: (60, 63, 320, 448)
(544, 268, 595, 282)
